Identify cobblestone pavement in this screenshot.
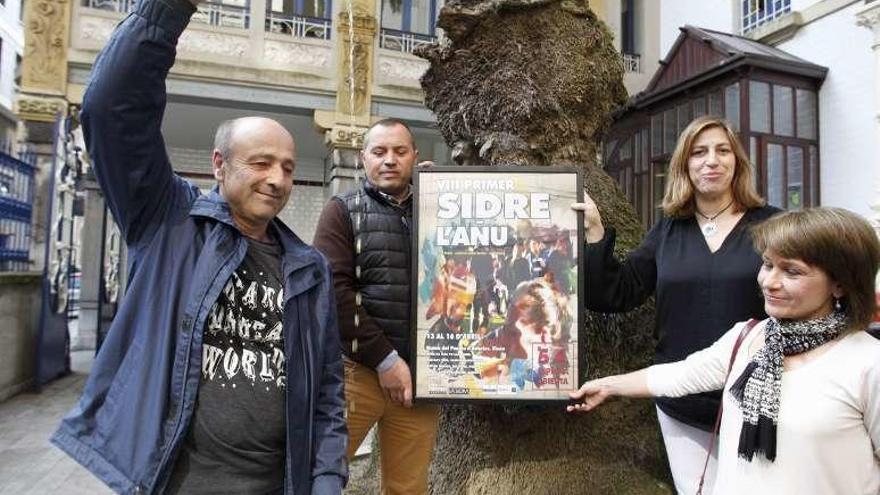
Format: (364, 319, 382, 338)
(0, 351, 112, 494)
(0, 351, 376, 494)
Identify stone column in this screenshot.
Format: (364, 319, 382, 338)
(248, 0, 268, 63)
(314, 0, 378, 197)
(857, 2, 880, 244)
(73, 178, 104, 350)
(16, 0, 73, 272)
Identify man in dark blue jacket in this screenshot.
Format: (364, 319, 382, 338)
(50, 0, 347, 492)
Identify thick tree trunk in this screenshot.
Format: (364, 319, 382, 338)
(408, 0, 672, 492)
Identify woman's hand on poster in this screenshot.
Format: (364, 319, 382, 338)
(417, 160, 436, 168)
(570, 193, 605, 244)
(379, 359, 413, 408)
(566, 378, 613, 413)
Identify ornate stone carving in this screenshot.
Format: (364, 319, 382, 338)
(857, 4, 880, 45)
(80, 16, 249, 58)
(339, 41, 371, 115)
(264, 40, 332, 69)
(336, 5, 376, 37)
(22, 0, 71, 95)
(16, 96, 68, 122)
(378, 56, 429, 83)
(335, 4, 377, 118)
(79, 16, 117, 44)
(178, 31, 249, 58)
(325, 125, 366, 149)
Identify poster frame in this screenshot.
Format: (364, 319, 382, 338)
(410, 165, 584, 405)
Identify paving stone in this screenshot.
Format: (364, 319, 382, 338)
(0, 352, 111, 494)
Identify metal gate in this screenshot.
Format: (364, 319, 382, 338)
(35, 115, 84, 386)
(95, 201, 123, 352)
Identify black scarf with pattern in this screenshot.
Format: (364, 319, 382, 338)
(728, 311, 847, 462)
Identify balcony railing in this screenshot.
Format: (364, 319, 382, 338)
(379, 28, 436, 54)
(84, 0, 135, 13)
(0, 149, 36, 272)
(741, 0, 791, 34)
(266, 12, 332, 40)
(193, 2, 250, 29)
(83, 0, 250, 29)
(622, 52, 641, 74)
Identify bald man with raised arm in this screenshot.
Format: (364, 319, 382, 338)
(50, 0, 347, 492)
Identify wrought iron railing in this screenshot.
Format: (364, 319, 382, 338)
(83, 0, 250, 29)
(84, 0, 134, 12)
(265, 12, 332, 40)
(0, 150, 36, 272)
(193, 2, 250, 29)
(379, 28, 436, 54)
(622, 52, 641, 73)
(741, 0, 791, 34)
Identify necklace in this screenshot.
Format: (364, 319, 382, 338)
(696, 199, 734, 237)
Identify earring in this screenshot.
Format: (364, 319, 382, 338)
(833, 297, 842, 312)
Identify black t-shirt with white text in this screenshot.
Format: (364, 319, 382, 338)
(167, 237, 287, 495)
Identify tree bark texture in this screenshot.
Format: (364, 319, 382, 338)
(410, 0, 672, 492)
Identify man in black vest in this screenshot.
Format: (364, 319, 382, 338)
(313, 118, 440, 494)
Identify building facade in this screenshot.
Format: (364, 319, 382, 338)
(591, 0, 662, 95)
(606, 0, 880, 231)
(0, 0, 22, 142)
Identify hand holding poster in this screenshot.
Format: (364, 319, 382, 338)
(412, 167, 583, 402)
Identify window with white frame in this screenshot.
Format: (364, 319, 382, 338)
(267, 0, 332, 39)
(741, 0, 791, 34)
(620, 0, 643, 73)
(379, 0, 442, 53)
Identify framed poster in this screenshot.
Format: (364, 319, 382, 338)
(412, 166, 583, 403)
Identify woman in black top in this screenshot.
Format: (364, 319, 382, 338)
(573, 116, 780, 494)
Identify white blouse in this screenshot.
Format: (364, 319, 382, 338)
(646, 320, 880, 495)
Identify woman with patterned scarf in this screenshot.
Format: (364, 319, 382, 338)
(567, 207, 880, 495)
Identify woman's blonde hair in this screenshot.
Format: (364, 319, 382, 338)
(661, 116, 765, 217)
(751, 207, 880, 330)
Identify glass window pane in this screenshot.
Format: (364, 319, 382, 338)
(381, 0, 404, 30)
(299, 0, 329, 18)
(651, 115, 662, 156)
(620, 136, 633, 161)
(604, 139, 617, 166)
(664, 108, 676, 154)
(635, 173, 644, 223)
(653, 164, 666, 214)
(749, 136, 759, 188)
(624, 167, 633, 201)
(693, 97, 706, 118)
(767, 143, 784, 208)
(410, 0, 431, 34)
(749, 81, 770, 133)
(641, 129, 650, 171)
(773, 85, 794, 137)
(633, 132, 641, 170)
(709, 91, 723, 118)
(725, 83, 740, 131)
(796, 89, 817, 139)
(809, 145, 818, 206)
(787, 146, 803, 210)
(678, 103, 691, 135)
